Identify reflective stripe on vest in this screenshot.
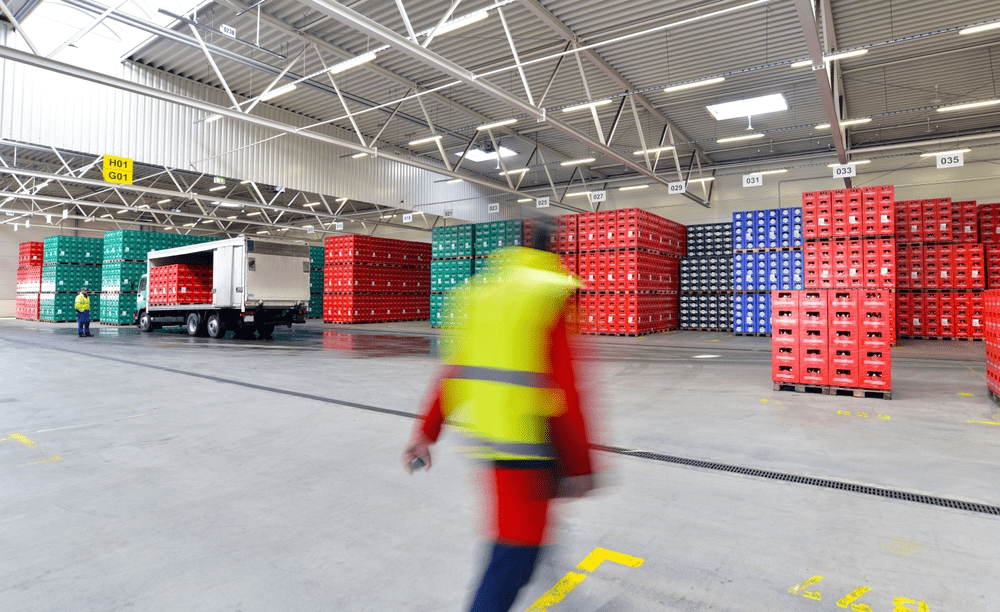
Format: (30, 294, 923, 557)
(467, 438, 555, 460)
(452, 366, 556, 389)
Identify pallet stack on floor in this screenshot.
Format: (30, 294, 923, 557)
(680, 223, 733, 331)
(309, 246, 324, 319)
(40, 236, 102, 322)
(732, 207, 804, 335)
(983, 289, 1000, 402)
(773, 185, 897, 397)
(15, 241, 44, 321)
(576, 209, 683, 335)
(323, 235, 431, 324)
(430, 224, 475, 327)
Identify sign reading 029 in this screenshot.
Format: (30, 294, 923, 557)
(103, 155, 133, 185)
(668, 181, 686, 195)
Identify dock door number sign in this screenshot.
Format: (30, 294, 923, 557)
(103, 155, 133, 185)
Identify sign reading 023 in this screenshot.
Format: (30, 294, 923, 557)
(103, 155, 133, 185)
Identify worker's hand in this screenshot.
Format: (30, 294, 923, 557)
(555, 474, 595, 498)
(401, 431, 433, 474)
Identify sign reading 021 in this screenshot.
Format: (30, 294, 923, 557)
(103, 155, 134, 185)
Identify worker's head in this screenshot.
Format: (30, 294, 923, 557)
(80, 288, 88, 295)
(529, 218, 555, 252)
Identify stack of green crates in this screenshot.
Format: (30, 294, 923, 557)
(309, 245, 324, 319)
(99, 293, 136, 325)
(431, 225, 476, 259)
(430, 224, 476, 328)
(101, 261, 146, 293)
(41, 235, 104, 322)
(431, 259, 474, 292)
(473, 220, 523, 257)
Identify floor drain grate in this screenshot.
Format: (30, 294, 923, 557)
(594, 444, 1000, 517)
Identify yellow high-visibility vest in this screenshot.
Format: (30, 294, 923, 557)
(440, 247, 580, 462)
(74, 294, 91, 312)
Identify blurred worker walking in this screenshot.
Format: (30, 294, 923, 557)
(75, 287, 92, 338)
(402, 221, 597, 612)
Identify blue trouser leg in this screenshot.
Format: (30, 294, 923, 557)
(78, 310, 90, 334)
(78, 311, 85, 335)
(469, 542, 542, 612)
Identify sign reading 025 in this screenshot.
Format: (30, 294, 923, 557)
(103, 155, 134, 185)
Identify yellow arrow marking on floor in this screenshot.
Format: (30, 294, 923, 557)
(838, 586, 872, 610)
(525, 548, 644, 611)
(857, 412, 870, 419)
(837, 410, 852, 416)
(1, 433, 36, 446)
(788, 575, 823, 601)
(878, 414, 891, 420)
(959, 392, 974, 397)
(892, 597, 929, 612)
(967, 420, 1000, 426)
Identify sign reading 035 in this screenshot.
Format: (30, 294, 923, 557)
(103, 155, 133, 185)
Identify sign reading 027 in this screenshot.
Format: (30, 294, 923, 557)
(103, 155, 133, 185)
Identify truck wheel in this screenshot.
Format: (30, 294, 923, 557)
(255, 323, 275, 340)
(186, 312, 205, 337)
(138, 311, 153, 332)
(207, 313, 226, 339)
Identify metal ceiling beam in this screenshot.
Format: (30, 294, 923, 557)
(294, 0, 693, 199)
(793, 0, 850, 184)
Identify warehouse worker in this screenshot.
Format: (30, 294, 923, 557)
(401, 221, 597, 612)
(75, 287, 93, 338)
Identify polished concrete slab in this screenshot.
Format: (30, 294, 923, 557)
(0, 319, 997, 611)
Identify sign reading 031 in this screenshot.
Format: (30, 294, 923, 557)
(103, 155, 134, 185)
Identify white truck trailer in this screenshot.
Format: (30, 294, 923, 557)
(135, 237, 310, 339)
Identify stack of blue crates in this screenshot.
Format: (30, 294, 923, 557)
(732, 207, 804, 334)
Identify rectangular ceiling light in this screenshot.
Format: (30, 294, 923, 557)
(828, 160, 871, 167)
(204, 115, 223, 124)
(303, 202, 321, 207)
(351, 152, 368, 159)
(183, 223, 196, 227)
(247, 211, 262, 216)
(717, 133, 766, 144)
(560, 157, 596, 167)
(937, 99, 1000, 113)
(499, 168, 529, 176)
(209, 185, 226, 192)
(619, 185, 649, 191)
(919, 149, 971, 158)
(562, 99, 613, 113)
(960, 22, 1000, 35)
(458, 146, 517, 163)
(566, 192, 591, 197)
(688, 177, 715, 183)
(791, 49, 869, 68)
(633, 146, 675, 156)
(477, 118, 518, 131)
(517, 198, 532, 203)
(707, 93, 788, 120)
(816, 118, 872, 129)
(435, 9, 489, 36)
(240, 180, 252, 184)
(202, 219, 216, 224)
(759, 169, 788, 175)
(157, 199, 171, 204)
(409, 135, 443, 146)
(256, 230, 269, 235)
(664, 77, 725, 93)
(260, 84, 297, 101)
(326, 51, 378, 75)
(447, 179, 464, 184)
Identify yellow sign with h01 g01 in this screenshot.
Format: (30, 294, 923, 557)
(102, 155, 133, 185)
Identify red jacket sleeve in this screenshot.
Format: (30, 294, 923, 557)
(547, 315, 595, 477)
(418, 365, 457, 442)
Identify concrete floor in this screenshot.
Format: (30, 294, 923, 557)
(1, 319, 998, 611)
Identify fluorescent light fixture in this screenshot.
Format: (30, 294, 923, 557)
(303, 202, 321, 208)
(101, 214, 113, 219)
(477, 118, 518, 131)
(688, 177, 716, 184)
(562, 99, 613, 113)
(499, 168, 530, 176)
(619, 185, 649, 191)
(217, 202, 242, 208)
(256, 230, 269, 235)
(828, 160, 871, 167)
(663, 77, 725, 93)
(202, 219, 215, 224)
(633, 146, 675, 156)
(240, 180, 252, 184)
(409, 135, 443, 146)
(227, 215, 238, 220)
(116, 208, 130, 214)
(816, 118, 872, 129)
(517, 198, 532, 203)
(920, 149, 971, 158)
(791, 49, 869, 68)
(209, 185, 226, 192)
(435, 10, 488, 36)
(560, 157, 596, 167)
(447, 179, 464, 184)
(351, 152, 367, 159)
(326, 51, 377, 75)
(566, 192, 591, 197)
(960, 21, 1000, 35)
(260, 84, 297, 102)
(717, 133, 766, 144)
(204, 114, 223, 124)
(937, 99, 1000, 113)
(247, 212, 263, 216)
(84, 217, 94, 222)
(457, 146, 517, 163)
(759, 169, 788, 176)
(157, 199, 171, 204)
(707, 93, 788, 120)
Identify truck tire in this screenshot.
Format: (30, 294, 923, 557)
(138, 311, 153, 332)
(255, 323, 275, 340)
(207, 313, 226, 339)
(186, 312, 206, 337)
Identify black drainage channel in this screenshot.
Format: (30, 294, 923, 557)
(595, 444, 1000, 517)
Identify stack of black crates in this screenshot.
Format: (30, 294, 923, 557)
(680, 223, 734, 330)
(309, 246, 324, 319)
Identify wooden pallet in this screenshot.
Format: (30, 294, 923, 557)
(899, 335, 984, 342)
(828, 386, 892, 400)
(773, 382, 829, 395)
(734, 332, 771, 337)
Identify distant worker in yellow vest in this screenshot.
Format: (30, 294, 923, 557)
(75, 287, 93, 338)
(402, 220, 598, 612)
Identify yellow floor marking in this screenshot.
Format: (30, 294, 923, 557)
(788, 575, 823, 601)
(857, 412, 870, 418)
(893, 598, 929, 612)
(838, 586, 872, 609)
(23, 456, 62, 466)
(880, 538, 923, 556)
(525, 572, 587, 611)
(2, 433, 36, 446)
(878, 414, 891, 420)
(967, 420, 1000, 426)
(760, 399, 769, 404)
(774, 401, 783, 405)
(966, 365, 987, 381)
(959, 392, 974, 397)
(837, 410, 851, 416)
(575, 547, 644, 572)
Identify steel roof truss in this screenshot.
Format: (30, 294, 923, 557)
(497, 7, 534, 106)
(187, 23, 243, 111)
(0, 0, 39, 54)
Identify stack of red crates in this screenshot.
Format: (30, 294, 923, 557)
(802, 186, 894, 240)
(15, 241, 44, 320)
(983, 290, 1000, 399)
(772, 289, 892, 392)
(574, 208, 683, 335)
(148, 264, 213, 305)
(323, 235, 431, 324)
(977, 203, 1000, 289)
(803, 237, 896, 289)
